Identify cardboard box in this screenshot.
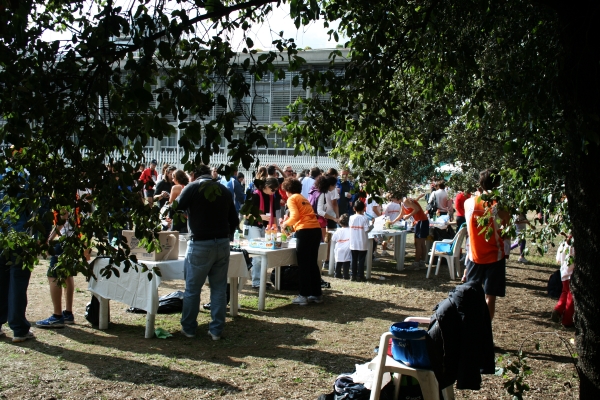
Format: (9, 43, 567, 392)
(122, 230, 180, 261)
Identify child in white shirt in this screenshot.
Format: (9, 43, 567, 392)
(349, 200, 373, 281)
(331, 214, 351, 279)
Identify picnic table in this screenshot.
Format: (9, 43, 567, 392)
(88, 253, 249, 338)
(243, 242, 328, 311)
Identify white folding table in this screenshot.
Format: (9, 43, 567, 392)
(244, 242, 328, 311)
(88, 253, 249, 338)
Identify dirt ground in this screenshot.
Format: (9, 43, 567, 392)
(0, 238, 578, 399)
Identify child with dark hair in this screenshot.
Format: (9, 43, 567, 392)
(349, 200, 372, 281)
(331, 214, 351, 279)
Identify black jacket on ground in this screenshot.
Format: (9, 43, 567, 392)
(426, 281, 495, 390)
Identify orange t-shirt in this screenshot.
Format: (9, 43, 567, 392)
(401, 202, 427, 222)
(465, 196, 505, 264)
(285, 193, 321, 231)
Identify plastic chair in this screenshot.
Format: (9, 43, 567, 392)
(368, 317, 455, 400)
(426, 224, 467, 280)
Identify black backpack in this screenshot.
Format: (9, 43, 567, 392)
(547, 270, 562, 299)
(85, 295, 100, 327)
(270, 266, 300, 290)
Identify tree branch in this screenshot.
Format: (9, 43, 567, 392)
(112, 0, 282, 59)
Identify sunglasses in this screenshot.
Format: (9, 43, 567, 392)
(285, 170, 293, 173)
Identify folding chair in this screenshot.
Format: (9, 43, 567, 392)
(368, 317, 455, 400)
(426, 224, 467, 280)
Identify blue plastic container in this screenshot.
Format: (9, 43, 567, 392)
(389, 321, 431, 368)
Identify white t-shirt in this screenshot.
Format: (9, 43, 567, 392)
(332, 227, 351, 262)
(301, 176, 315, 198)
(365, 197, 380, 220)
(349, 214, 370, 251)
(384, 202, 401, 221)
(59, 219, 75, 238)
(325, 188, 339, 218)
(430, 189, 449, 212)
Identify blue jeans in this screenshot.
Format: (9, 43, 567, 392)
(0, 250, 32, 337)
(181, 238, 230, 336)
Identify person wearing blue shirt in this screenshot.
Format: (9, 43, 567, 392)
(0, 168, 35, 343)
(220, 166, 245, 230)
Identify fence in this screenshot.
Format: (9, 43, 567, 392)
(117, 149, 341, 175)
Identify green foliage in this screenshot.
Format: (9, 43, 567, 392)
(0, 0, 323, 279)
(496, 331, 579, 399)
(496, 352, 532, 400)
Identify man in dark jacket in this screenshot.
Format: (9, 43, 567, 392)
(337, 169, 354, 216)
(176, 164, 239, 340)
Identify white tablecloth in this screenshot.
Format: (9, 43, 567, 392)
(88, 253, 249, 337)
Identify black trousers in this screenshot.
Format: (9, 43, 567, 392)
(335, 261, 350, 279)
(295, 228, 323, 297)
(351, 250, 367, 279)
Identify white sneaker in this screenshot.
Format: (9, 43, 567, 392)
(207, 330, 221, 341)
(181, 329, 195, 338)
(12, 331, 35, 343)
(380, 250, 390, 257)
(518, 257, 528, 264)
(292, 295, 308, 306)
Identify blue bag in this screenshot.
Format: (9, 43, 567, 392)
(390, 321, 431, 368)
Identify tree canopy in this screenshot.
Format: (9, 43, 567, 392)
(1, 0, 599, 397)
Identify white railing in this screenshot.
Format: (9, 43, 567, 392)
(99, 148, 340, 175)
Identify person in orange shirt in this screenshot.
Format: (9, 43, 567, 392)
(464, 169, 510, 321)
(393, 196, 429, 269)
(280, 177, 323, 306)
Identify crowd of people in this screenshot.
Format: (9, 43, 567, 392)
(2, 160, 569, 344)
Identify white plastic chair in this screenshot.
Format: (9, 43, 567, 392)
(426, 225, 467, 280)
(368, 317, 455, 400)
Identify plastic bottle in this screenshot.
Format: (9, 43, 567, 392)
(276, 226, 282, 242)
(281, 229, 288, 242)
(265, 225, 272, 241)
(233, 230, 240, 247)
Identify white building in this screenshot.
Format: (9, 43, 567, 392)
(139, 48, 349, 175)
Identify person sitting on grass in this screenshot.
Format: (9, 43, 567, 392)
(349, 200, 373, 282)
(331, 214, 351, 279)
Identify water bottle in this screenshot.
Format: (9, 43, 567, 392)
(233, 230, 240, 247)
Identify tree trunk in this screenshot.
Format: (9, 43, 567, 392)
(559, 1, 600, 398)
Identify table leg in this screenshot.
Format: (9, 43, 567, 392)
(275, 267, 281, 290)
(258, 255, 268, 311)
(98, 296, 109, 330)
(229, 277, 238, 317)
(145, 313, 156, 339)
(328, 241, 336, 276)
(366, 238, 374, 280)
(398, 232, 407, 271)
